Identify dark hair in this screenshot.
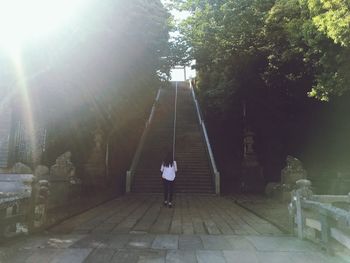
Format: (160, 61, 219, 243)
(163, 151, 173, 167)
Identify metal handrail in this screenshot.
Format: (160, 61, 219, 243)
(189, 80, 220, 194)
(126, 88, 161, 193)
(173, 82, 178, 161)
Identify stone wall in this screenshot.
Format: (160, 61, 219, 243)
(0, 149, 117, 238)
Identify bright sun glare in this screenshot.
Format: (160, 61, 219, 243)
(0, 0, 86, 162)
(0, 0, 85, 50)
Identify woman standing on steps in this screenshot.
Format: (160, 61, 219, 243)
(161, 152, 177, 208)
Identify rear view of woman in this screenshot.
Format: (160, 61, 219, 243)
(161, 152, 177, 208)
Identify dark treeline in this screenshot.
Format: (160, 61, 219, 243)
(171, 0, 350, 192)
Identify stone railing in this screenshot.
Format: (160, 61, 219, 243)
(289, 179, 350, 255)
(0, 150, 121, 239)
(0, 173, 49, 238)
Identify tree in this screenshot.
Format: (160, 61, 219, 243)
(1, 0, 172, 166)
(172, 0, 350, 102)
(305, 0, 350, 47)
(170, 0, 350, 183)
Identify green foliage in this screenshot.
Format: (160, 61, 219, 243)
(169, 0, 350, 181)
(305, 0, 350, 47)
(171, 0, 350, 104)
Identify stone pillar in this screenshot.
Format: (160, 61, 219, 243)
(290, 179, 313, 239)
(83, 126, 107, 189)
(295, 179, 313, 198)
(49, 152, 81, 207)
(281, 156, 307, 186)
(240, 128, 264, 193)
(266, 156, 307, 202)
(28, 178, 50, 231)
(50, 152, 76, 178)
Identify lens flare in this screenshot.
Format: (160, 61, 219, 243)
(0, 0, 88, 162)
(10, 47, 38, 162)
(0, 0, 85, 49)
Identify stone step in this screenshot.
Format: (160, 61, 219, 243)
(132, 83, 214, 193)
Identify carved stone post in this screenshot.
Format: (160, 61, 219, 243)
(26, 165, 50, 233)
(292, 179, 312, 239)
(27, 177, 49, 233)
(49, 152, 80, 207)
(84, 127, 107, 189)
(295, 179, 313, 198)
(240, 128, 264, 193)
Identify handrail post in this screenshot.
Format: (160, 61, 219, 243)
(293, 179, 313, 240)
(320, 209, 331, 253)
(189, 80, 220, 194)
(295, 190, 304, 239)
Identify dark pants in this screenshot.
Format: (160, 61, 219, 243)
(163, 179, 174, 203)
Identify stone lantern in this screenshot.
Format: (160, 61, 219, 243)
(240, 127, 264, 192)
(83, 125, 107, 189)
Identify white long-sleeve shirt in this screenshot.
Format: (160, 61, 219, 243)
(161, 161, 177, 181)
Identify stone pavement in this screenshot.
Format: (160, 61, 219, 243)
(0, 194, 347, 262)
(231, 194, 291, 233)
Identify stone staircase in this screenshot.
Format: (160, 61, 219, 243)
(132, 82, 214, 193)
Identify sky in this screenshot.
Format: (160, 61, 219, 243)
(161, 0, 195, 81)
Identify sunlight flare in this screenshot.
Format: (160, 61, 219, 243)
(11, 48, 37, 162)
(0, 0, 86, 49)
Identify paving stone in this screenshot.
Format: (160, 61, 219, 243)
(110, 249, 139, 263)
(203, 220, 221, 235)
(133, 202, 162, 233)
(200, 235, 233, 250)
(73, 229, 90, 235)
(196, 250, 226, 263)
(25, 248, 63, 263)
(137, 249, 166, 263)
(17, 235, 54, 250)
(223, 250, 259, 263)
(70, 234, 110, 248)
(92, 224, 116, 234)
(107, 234, 131, 249)
(256, 252, 295, 263)
(178, 235, 203, 250)
(127, 234, 156, 249)
(233, 195, 290, 233)
(169, 209, 182, 234)
(166, 250, 197, 263)
(45, 235, 85, 249)
(152, 235, 179, 250)
(83, 248, 116, 263)
(151, 207, 174, 234)
(192, 218, 207, 234)
(290, 251, 349, 263)
(248, 223, 282, 235)
(224, 235, 256, 251)
(0, 248, 34, 263)
(50, 248, 92, 263)
(1, 194, 348, 263)
(246, 236, 318, 252)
